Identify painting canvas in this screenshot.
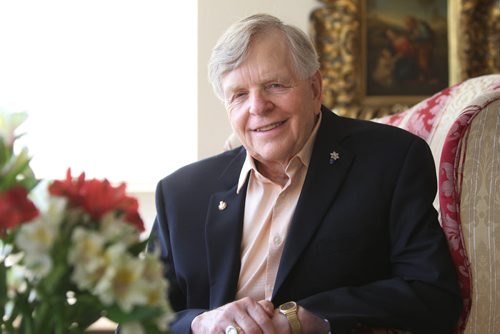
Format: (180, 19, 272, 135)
(364, 0, 448, 97)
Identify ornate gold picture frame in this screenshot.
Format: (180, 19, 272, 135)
(310, 0, 500, 119)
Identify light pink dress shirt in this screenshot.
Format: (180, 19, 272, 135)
(235, 113, 322, 301)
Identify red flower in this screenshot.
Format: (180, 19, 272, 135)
(48, 169, 86, 207)
(0, 186, 39, 235)
(49, 169, 145, 232)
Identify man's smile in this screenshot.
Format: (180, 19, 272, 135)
(252, 120, 287, 132)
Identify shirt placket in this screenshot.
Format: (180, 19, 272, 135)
(264, 178, 292, 300)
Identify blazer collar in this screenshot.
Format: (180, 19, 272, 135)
(205, 148, 247, 308)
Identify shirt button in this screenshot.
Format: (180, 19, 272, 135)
(273, 235, 282, 246)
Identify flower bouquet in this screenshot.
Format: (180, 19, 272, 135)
(0, 109, 171, 334)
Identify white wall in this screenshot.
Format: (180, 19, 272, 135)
(197, 0, 320, 159)
(132, 191, 157, 238)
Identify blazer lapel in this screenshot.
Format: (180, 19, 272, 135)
(273, 109, 354, 298)
(205, 150, 248, 308)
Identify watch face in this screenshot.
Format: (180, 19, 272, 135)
(280, 301, 296, 311)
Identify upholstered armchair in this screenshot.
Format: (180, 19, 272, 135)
(374, 74, 500, 333)
(224, 74, 500, 333)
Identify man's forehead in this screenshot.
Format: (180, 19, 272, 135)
(222, 67, 292, 92)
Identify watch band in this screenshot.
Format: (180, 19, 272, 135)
(279, 301, 301, 334)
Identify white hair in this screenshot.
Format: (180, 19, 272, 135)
(208, 13, 320, 100)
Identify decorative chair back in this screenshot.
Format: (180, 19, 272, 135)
(375, 74, 500, 333)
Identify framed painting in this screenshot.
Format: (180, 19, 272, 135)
(310, 0, 500, 119)
(362, 0, 448, 104)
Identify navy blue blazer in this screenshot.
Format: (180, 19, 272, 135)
(151, 107, 462, 333)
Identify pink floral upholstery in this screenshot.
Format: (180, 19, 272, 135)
(375, 74, 500, 333)
(378, 85, 454, 142)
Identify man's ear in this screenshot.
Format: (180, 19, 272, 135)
(311, 70, 323, 109)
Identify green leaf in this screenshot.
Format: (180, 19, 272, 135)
(0, 262, 7, 318)
(33, 300, 53, 332)
(127, 238, 149, 256)
(66, 294, 103, 330)
(1, 229, 17, 245)
(105, 304, 164, 324)
(11, 289, 35, 334)
(0, 160, 32, 192)
(0, 136, 9, 166)
(141, 321, 171, 334)
(38, 262, 70, 297)
(18, 165, 39, 192)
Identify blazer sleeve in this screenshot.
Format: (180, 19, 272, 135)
(148, 186, 206, 334)
(297, 137, 462, 333)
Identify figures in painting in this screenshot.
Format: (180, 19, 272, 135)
(371, 16, 437, 88)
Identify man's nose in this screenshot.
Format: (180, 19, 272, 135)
(249, 91, 273, 115)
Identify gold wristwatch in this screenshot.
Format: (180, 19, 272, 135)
(278, 301, 301, 334)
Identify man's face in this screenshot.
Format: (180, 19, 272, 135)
(221, 30, 322, 169)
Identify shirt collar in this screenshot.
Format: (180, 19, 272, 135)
(236, 111, 322, 193)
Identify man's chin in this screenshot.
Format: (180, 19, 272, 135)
(253, 151, 292, 167)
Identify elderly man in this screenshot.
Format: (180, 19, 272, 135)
(150, 14, 462, 334)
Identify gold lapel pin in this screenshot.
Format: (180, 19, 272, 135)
(218, 201, 227, 211)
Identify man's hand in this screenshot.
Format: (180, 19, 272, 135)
(191, 297, 276, 333)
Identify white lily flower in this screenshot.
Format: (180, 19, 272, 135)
(94, 245, 148, 312)
(6, 263, 28, 296)
(22, 253, 53, 278)
(99, 212, 140, 246)
(0, 108, 27, 147)
(0, 147, 31, 176)
(29, 181, 68, 223)
(14, 190, 66, 277)
(140, 253, 169, 309)
(69, 228, 105, 263)
(69, 228, 107, 289)
(15, 218, 58, 280)
(155, 306, 173, 331)
(121, 322, 145, 334)
(141, 253, 165, 282)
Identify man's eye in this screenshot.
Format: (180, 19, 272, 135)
(232, 92, 247, 101)
(267, 83, 289, 90)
